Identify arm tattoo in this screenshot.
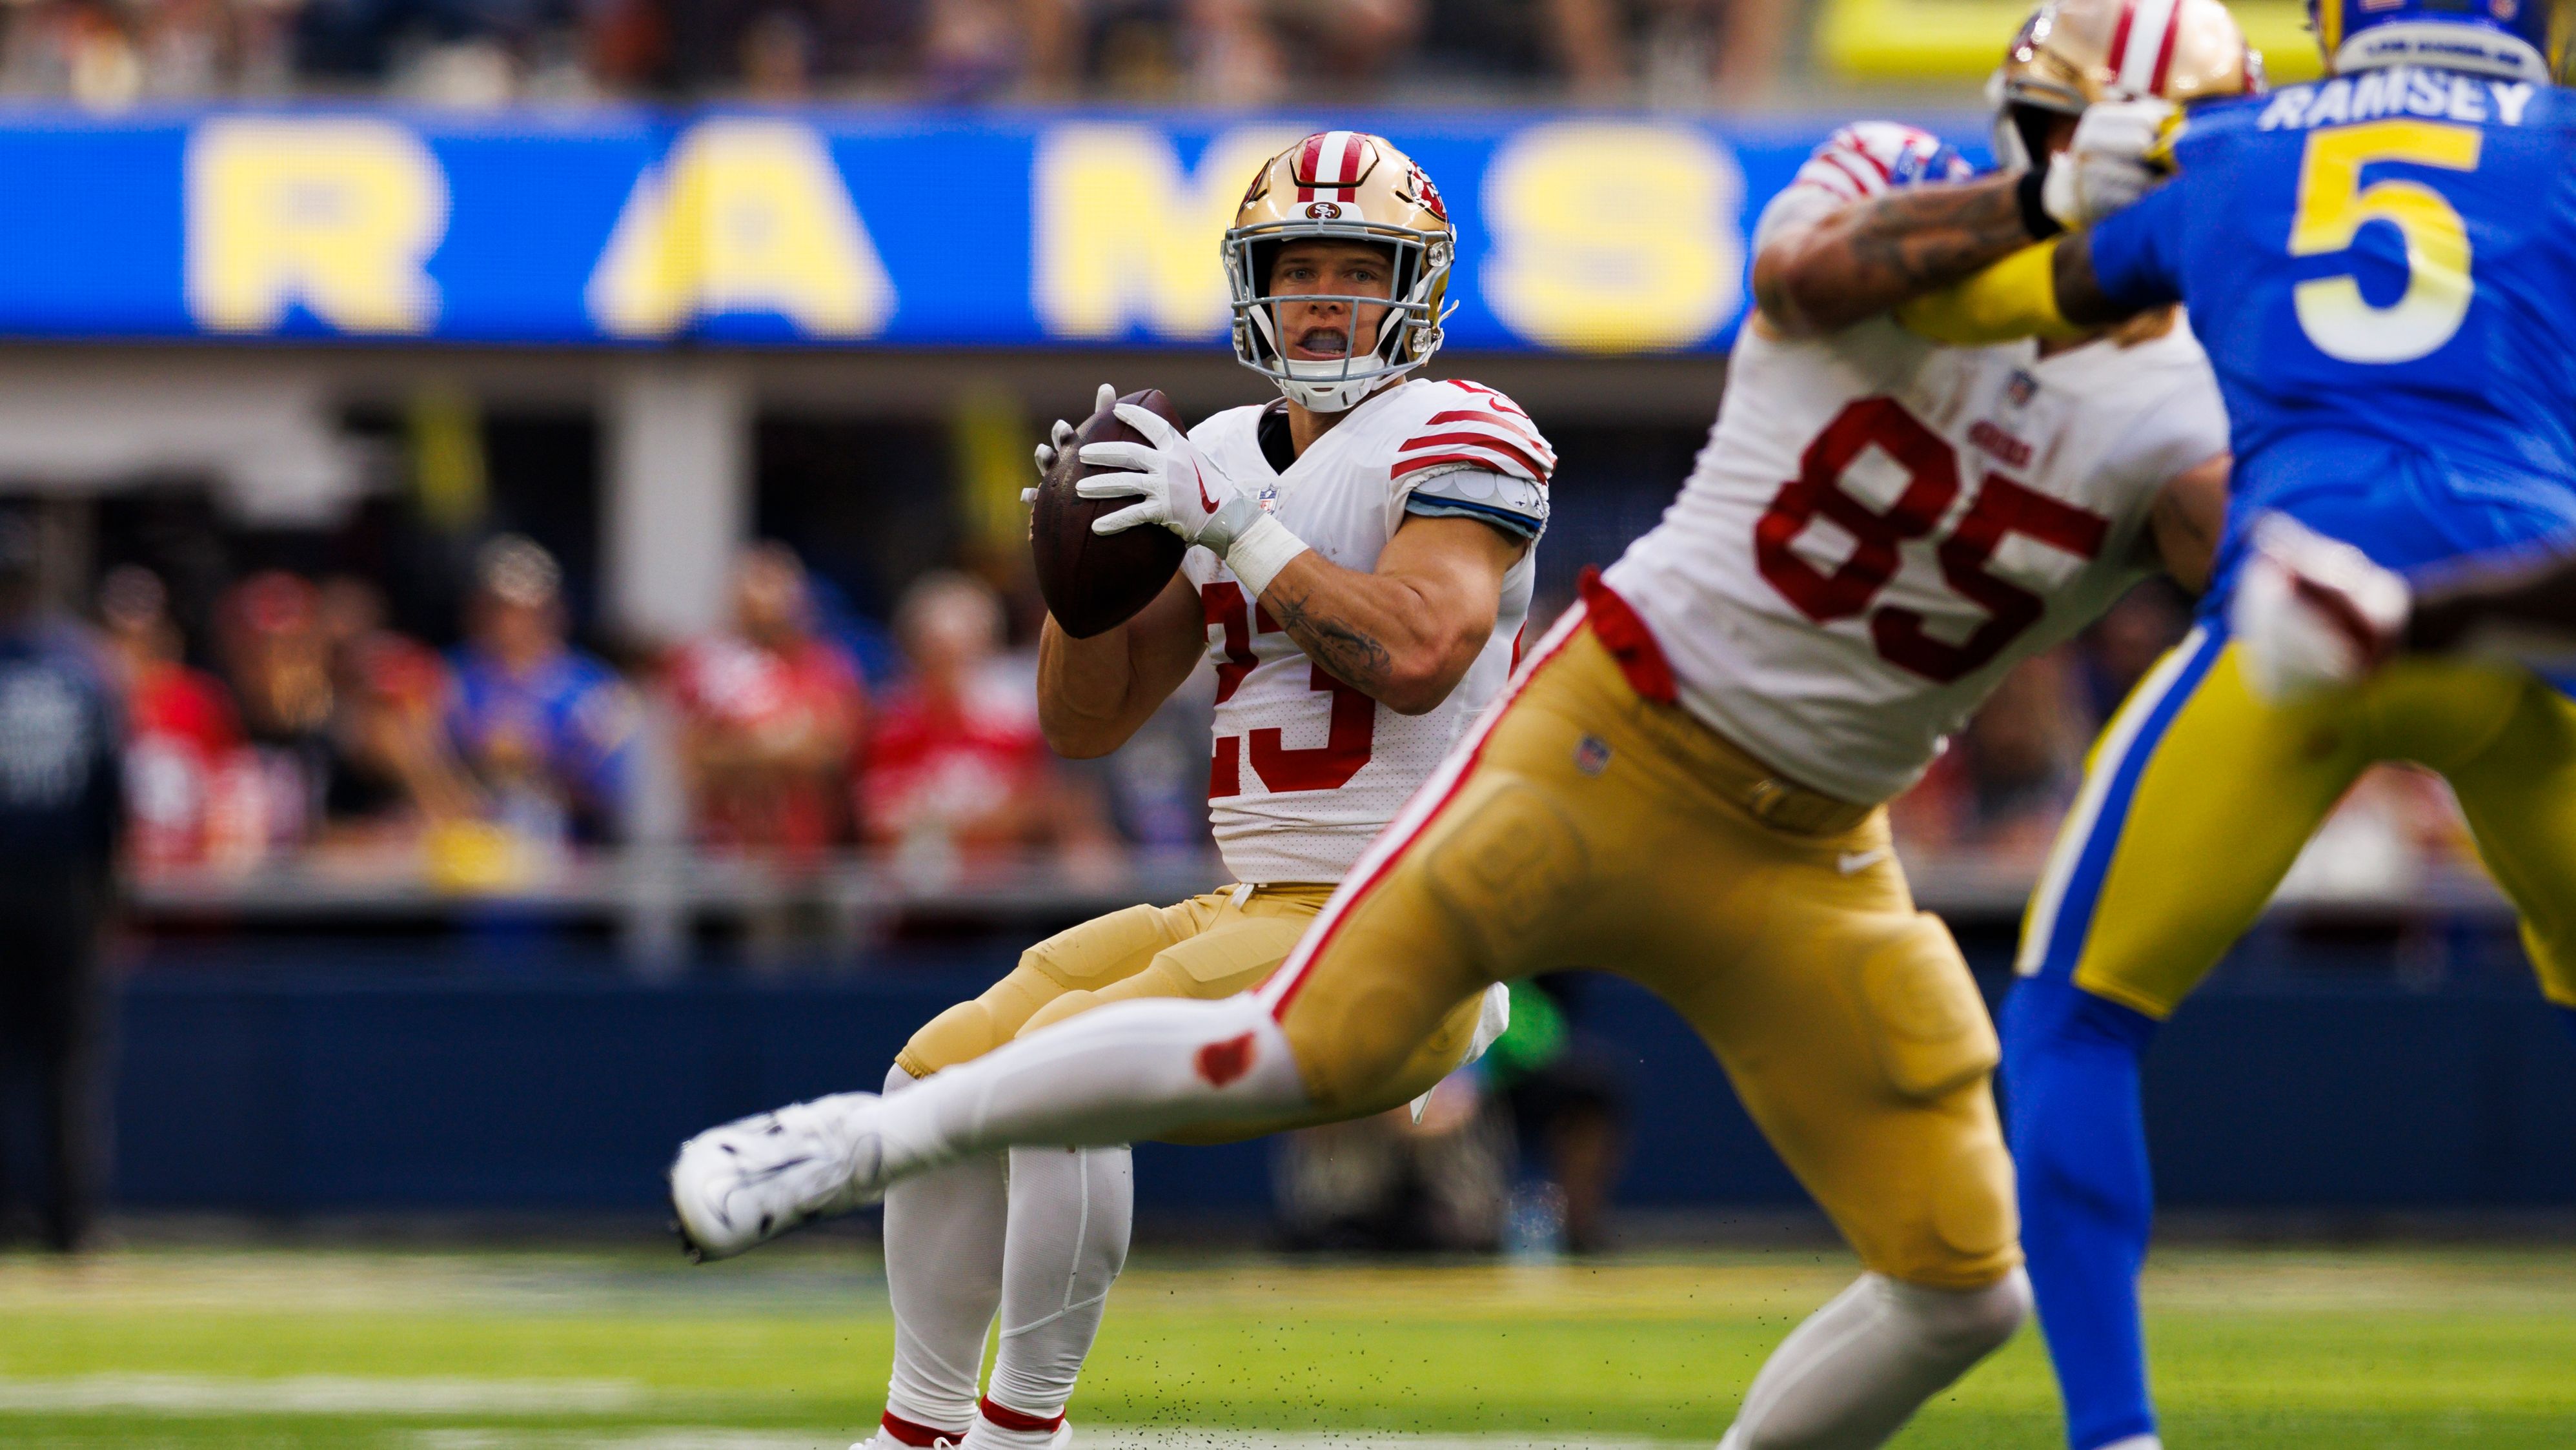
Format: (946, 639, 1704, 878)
(1264, 578, 1396, 694)
(1767, 176, 2041, 331)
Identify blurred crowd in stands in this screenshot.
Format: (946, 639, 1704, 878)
(0, 0, 1796, 107)
(38, 509, 2489, 901)
(98, 529, 1129, 885)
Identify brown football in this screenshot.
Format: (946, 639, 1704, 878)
(1031, 388, 1192, 639)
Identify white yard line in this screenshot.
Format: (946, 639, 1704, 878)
(0, 1374, 645, 1414)
(416, 1435, 1685, 1450)
(0, 1376, 1689, 1447)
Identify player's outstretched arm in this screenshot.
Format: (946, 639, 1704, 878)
(2410, 551, 2576, 657)
(1892, 231, 2143, 346)
(1259, 515, 1526, 716)
(1036, 572, 1207, 758)
(1754, 174, 2047, 336)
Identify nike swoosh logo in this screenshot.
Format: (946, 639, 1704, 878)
(1193, 464, 1219, 514)
(1837, 848, 1888, 875)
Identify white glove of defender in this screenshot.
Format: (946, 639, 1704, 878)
(1077, 403, 1265, 553)
(2231, 513, 2412, 704)
(2042, 97, 2175, 230)
(1023, 382, 1121, 507)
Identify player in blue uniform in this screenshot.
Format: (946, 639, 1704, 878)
(1899, 1, 2576, 1445)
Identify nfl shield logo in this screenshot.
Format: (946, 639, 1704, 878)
(2005, 371, 2039, 408)
(1574, 735, 1612, 777)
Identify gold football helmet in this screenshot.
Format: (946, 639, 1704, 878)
(1989, 0, 2263, 170)
(1223, 130, 1455, 414)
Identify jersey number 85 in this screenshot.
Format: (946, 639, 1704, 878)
(1755, 396, 2109, 685)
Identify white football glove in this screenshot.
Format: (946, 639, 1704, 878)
(1077, 402, 1266, 553)
(2231, 513, 2411, 705)
(1025, 382, 1119, 510)
(2042, 97, 2175, 230)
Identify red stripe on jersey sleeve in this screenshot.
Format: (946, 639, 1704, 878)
(1820, 151, 1887, 199)
(1396, 430, 1552, 480)
(1392, 450, 1550, 485)
(1440, 381, 1535, 420)
(1420, 409, 1555, 460)
(1788, 169, 1863, 205)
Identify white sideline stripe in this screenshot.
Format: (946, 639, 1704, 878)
(411, 1433, 1686, 1450)
(1080, 1435, 1680, 1449)
(0, 1374, 645, 1414)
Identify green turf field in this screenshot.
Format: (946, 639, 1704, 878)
(3, 1239, 2573, 1447)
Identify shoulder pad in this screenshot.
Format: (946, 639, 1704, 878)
(1390, 381, 1555, 484)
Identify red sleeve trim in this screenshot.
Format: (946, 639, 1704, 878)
(1392, 451, 1549, 485)
(1397, 430, 1551, 480)
(1438, 380, 1536, 420)
(1421, 409, 1554, 456)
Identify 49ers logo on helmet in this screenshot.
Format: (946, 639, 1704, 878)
(1305, 201, 1343, 220)
(1403, 165, 1449, 223)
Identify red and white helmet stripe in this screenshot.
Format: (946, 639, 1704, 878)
(1294, 130, 1375, 202)
(2108, 0, 2184, 96)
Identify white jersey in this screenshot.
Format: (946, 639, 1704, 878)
(1604, 178, 2228, 805)
(1184, 377, 1550, 883)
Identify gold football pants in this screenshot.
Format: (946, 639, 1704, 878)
(897, 882, 1484, 1135)
(1256, 614, 2021, 1289)
(2019, 628, 2576, 1015)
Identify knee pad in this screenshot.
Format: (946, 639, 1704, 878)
(901, 925, 1166, 1079)
(1852, 912, 1998, 1102)
(1281, 964, 1477, 1115)
(1020, 903, 1174, 992)
(1019, 988, 1101, 1039)
(897, 997, 1010, 1079)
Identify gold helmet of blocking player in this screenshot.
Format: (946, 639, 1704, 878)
(1989, 0, 2264, 171)
(1224, 131, 1455, 414)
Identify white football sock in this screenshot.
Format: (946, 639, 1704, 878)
(1716, 1269, 2031, 1450)
(877, 994, 1309, 1181)
(982, 1143, 1132, 1427)
(2094, 1438, 2163, 1450)
(878, 1063, 1005, 1438)
(958, 1402, 1062, 1450)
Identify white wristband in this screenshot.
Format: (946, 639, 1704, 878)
(1225, 513, 1311, 600)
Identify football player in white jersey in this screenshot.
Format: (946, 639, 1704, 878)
(670, 6, 2252, 1444)
(674, 132, 1547, 1450)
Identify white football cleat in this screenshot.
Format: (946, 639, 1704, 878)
(960, 1419, 1073, 1450)
(669, 1091, 886, 1262)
